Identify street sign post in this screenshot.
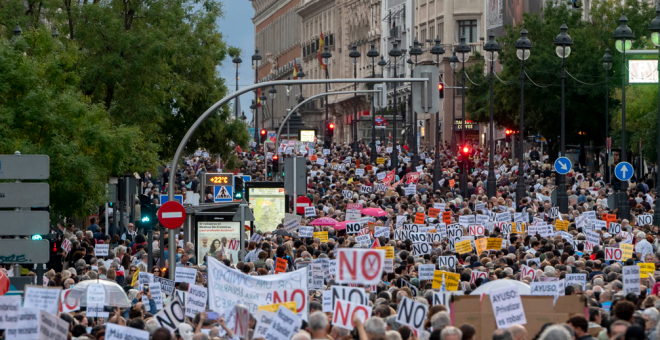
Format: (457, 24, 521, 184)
(0, 155, 49, 180)
(158, 201, 186, 229)
(554, 157, 572, 175)
(0, 183, 49, 208)
(232, 201, 255, 262)
(296, 196, 312, 215)
(615, 162, 634, 181)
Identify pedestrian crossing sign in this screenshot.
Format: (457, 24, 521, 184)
(214, 185, 233, 202)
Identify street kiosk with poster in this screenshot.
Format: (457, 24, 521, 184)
(245, 181, 287, 234)
(193, 203, 244, 266)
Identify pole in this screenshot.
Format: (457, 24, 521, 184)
(558, 56, 568, 213)
(147, 228, 153, 271)
(159, 229, 165, 268)
(236, 67, 239, 119)
(239, 203, 246, 261)
(255, 65, 260, 149)
(119, 201, 125, 237)
(606, 69, 610, 185)
(371, 62, 377, 163)
(460, 60, 468, 199)
(271, 96, 274, 131)
(354, 64, 358, 153)
(654, 43, 660, 224)
(618, 42, 630, 220)
(105, 202, 110, 237)
(325, 68, 329, 146)
(451, 69, 456, 155)
(487, 55, 496, 197)
(393, 64, 399, 171)
(516, 55, 526, 205)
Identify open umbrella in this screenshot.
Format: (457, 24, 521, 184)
(309, 217, 339, 226)
(332, 221, 356, 230)
(69, 279, 132, 307)
(271, 229, 295, 238)
(361, 208, 388, 217)
(470, 279, 531, 296)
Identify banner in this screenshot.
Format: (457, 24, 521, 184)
(208, 257, 309, 321)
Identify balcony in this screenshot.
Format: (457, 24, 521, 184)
(415, 43, 484, 64)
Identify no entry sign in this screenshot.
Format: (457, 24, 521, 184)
(296, 196, 312, 215)
(158, 201, 186, 229)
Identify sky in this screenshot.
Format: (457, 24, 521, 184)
(217, 1, 255, 123)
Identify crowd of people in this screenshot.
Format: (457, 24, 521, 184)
(5, 139, 660, 340)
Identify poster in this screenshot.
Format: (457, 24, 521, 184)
(197, 221, 241, 265)
(248, 187, 286, 233)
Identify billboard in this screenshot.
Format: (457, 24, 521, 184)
(628, 59, 659, 84)
(248, 187, 286, 233)
(488, 0, 546, 32)
(197, 221, 241, 265)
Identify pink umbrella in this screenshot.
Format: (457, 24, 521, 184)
(332, 221, 354, 230)
(361, 208, 388, 217)
(309, 217, 339, 226)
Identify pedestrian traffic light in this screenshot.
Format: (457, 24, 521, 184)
(272, 155, 279, 178)
(438, 83, 445, 99)
(260, 129, 267, 143)
(138, 194, 156, 230)
(234, 177, 244, 200)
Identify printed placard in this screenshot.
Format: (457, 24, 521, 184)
(418, 264, 436, 280)
(332, 299, 372, 331)
(185, 284, 208, 318)
(395, 297, 427, 331)
(95, 244, 109, 257)
(175, 267, 197, 284)
(489, 285, 526, 329)
(623, 265, 641, 295)
(298, 227, 314, 238)
(23, 286, 61, 315)
(336, 249, 385, 285)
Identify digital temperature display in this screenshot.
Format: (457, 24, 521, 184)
(204, 173, 234, 187)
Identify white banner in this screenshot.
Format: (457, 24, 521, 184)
(208, 257, 310, 321)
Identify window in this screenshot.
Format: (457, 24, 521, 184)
(429, 26, 435, 46)
(421, 29, 427, 46)
(458, 20, 478, 43)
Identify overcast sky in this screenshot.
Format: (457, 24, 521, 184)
(217, 1, 255, 123)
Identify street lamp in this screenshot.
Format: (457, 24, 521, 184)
(407, 57, 414, 158)
(483, 31, 500, 198)
(602, 49, 613, 186)
(321, 46, 333, 146)
(554, 22, 573, 214)
(260, 92, 268, 131)
(233, 55, 243, 119)
(514, 29, 532, 205)
(410, 38, 423, 166)
(349, 44, 361, 153)
(378, 55, 388, 146)
(52, 27, 59, 39)
(269, 86, 277, 131)
(449, 51, 460, 156)
(612, 14, 634, 220)
(367, 42, 380, 163)
(430, 36, 445, 192)
(455, 36, 471, 199)
(389, 41, 402, 171)
(252, 49, 262, 148)
(649, 6, 660, 223)
(297, 66, 306, 103)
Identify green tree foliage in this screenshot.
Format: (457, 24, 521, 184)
(466, 0, 654, 157)
(0, 0, 248, 218)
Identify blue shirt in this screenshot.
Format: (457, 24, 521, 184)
(87, 224, 100, 233)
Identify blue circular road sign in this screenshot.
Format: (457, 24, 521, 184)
(614, 162, 634, 181)
(554, 157, 572, 175)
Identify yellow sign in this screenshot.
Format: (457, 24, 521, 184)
(487, 238, 503, 250)
(515, 222, 526, 233)
(555, 220, 569, 231)
(475, 238, 487, 255)
(258, 301, 297, 313)
(455, 239, 473, 254)
(377, 158, 385, 164)
(131, 269, 140, 287)
(638, 263, 655, 279)
(313, 231, 328, 243)
(620, 243, 634, 261)
(377, 246, 395, 259)
(432, 270, 460, 291)
(300, 130, 316, 142)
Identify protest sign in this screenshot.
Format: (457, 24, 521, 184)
(175, 267, 197, 284)
(23, 286, 61, 315)
(414, 213, 425, 224)
(263, 306, 302, 340)
(565, 274, 587, 290)
(86, 305, 109, 318)
(235, 304, 250, 339)
(470, 271, 488, 284)
(342, 190, 354, 199)
(487, 238, 503, 250)
(94, 244, 109, 257)
(475, 238, 487, 255)
(637, 214, 653, 226)
(455, 239, 473, 254)
(86, 283, 106, 306)
(328, 287, 368, 312)
(605, 247, 623, 261)
(154, 297, 186, 332)
(346, 222, 362, 234)
(432, 292, 453, 313)
(412, 243, 432, 256)
(520, 265, 536, 281)
(154, 277, 175, 296)
(332, 299, 372, 331)
(376, 247, 394, 259)
(608, 223, 622, 234)
(623, 265, 641, 295)
(621, 243, 634, 261)
(258, 301, 297, 314)
(432, 271, 460, 291)
(275, 258, 287, 273)
(313, 232, 328, 243)
(207, 258, 309, 320)
(428, 208, 441, 218)
(284, 219, 300, 232)
(638, 263, 655, 279)
(489, 285, 526, 329)
(253, 311, 276, 339)
(418, 264, 436, 281)
(304, 207, 316, 217)
(0, 296, 19, 330)
(185, 284, 207, 318)
(336, 249, 385, 285)
(468, 225, 485, 236)
(297, 227, 314, 238)
(106, 323, 149, 340)
(530, 282, 561, 296)
(396, 297, 428, 331)
(8, 309, 70, 340)
(437, 256, 457, 269)
(374, 227, 389, 238)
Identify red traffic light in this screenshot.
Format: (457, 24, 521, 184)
(462, 146, 470, 154)
(505, 129, 512, 135)
(438, 83, 444, 90)
(260, 129, 267, 136)
(328, 123, 335, 130)
(272, 155, 279, 161)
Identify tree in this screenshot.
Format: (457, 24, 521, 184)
(0, 29, 158, 218)
(466, 0, 654, 158)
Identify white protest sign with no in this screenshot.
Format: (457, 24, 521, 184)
(336, 249, 385, 285)
(395, 297, 427, 331)
(332, 299, 372, 331)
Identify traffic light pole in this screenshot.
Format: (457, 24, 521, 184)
(147, 227, 153, 272)
(166, 77, 432, 280)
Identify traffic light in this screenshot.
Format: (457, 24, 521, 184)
(327, 123, 335, 138)
(138, 194, 157, 230)
(505, 129, 513, 142)
(461, 145, 471, 156)
(272, 155, 279, 175)
(234, 177, 244, 200)
(438, 83, 445, 99)
(260, 129, 267, 143)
